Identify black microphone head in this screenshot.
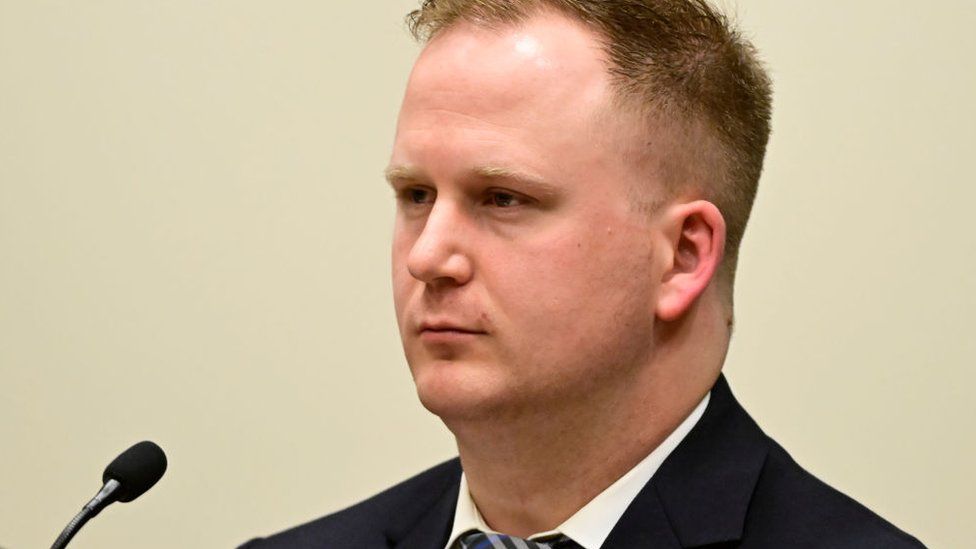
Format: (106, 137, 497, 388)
(102, 440, 167, 503)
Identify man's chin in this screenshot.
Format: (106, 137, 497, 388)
(412, 365, 511, 422)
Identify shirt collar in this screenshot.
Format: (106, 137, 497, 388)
(444, 391, 711, 549)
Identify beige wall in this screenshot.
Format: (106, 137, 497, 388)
(1, 1, 972, 547)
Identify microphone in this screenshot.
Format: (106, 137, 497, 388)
(51, 441, 167, 549)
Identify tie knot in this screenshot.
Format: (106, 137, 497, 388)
(459, 531, 580, 549)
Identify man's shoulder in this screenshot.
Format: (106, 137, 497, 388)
(239, 458, 461, 549)
(744, 440, 925, 548)
(650, 374, 925, 548)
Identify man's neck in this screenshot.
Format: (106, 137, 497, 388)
(442, 292, 730, 538)
(447, 361, 718, 538)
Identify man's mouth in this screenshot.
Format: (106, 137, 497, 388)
(417, 321, 487, 341)
(420, 326, 484, 334)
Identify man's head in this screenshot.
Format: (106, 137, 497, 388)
(406, 0, 773, 292)
(387, 0, 771, 422)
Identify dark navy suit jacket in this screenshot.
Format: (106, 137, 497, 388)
(240, 375, 925, 548)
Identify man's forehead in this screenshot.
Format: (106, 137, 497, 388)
(391, 10, 668, 201)
(403, 12, 613, 118)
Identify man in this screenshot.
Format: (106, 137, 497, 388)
(243, 1, 924, 547)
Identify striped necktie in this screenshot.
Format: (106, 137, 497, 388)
(459, 531, 581, 549)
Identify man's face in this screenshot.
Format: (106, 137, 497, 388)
(389, 13, 668, 420)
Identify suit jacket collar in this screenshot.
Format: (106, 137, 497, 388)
(389, 460, 461, 549)
(607, 373, 771, 548)
(388, 373, 769, 548)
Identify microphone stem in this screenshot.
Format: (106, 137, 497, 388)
(51, 479, 121, 549)
(50, 508, 92, 549)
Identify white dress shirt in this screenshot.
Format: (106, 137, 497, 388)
(444, 391, 711, 549)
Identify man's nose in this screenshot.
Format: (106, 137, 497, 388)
(406, 201, 473, 287)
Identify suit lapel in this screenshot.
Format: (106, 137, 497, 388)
(604, 374, 771, 548)
(390, 463, 461, 549)
(602, 481, 683, 548)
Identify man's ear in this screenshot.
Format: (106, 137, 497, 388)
(655, 200, 726, 322)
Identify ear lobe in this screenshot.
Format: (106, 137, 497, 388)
(655, 200, 726, 322)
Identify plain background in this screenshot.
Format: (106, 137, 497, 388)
(1, 1, 973, 547)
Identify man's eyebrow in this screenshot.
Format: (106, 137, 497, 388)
(472, 166, 560, 199)
(383, 164, 560, 199)
(383, 165, 425, 186)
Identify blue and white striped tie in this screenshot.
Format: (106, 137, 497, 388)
(459, 531, 581, 549)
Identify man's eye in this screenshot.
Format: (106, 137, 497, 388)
(399, 187, 434, 204)
(486, 191, 523, 208)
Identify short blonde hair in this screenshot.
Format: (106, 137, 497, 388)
(406, 0, 773, 291)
